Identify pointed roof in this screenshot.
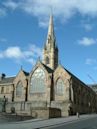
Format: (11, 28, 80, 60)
(46, 14, 56, 47)
(19, 66, 29, 76)
(35, 60, 53, 73)
(22, 70, 29, 76)
(42, 63, 53, 73)
(56, 64, 87, 87)
(48, 14, 54, 38)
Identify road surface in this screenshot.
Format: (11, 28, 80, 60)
(44, 115, 97, 129)
(0, 114, 97, 129)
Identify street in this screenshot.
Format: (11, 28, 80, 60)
(44, 115, 97, 129)
(0, 114, 97, 129)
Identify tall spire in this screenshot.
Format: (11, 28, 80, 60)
(46, 14, 56, 47)
(43, 14, 58, 70)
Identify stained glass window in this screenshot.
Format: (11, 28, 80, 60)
(55, 78, 64, 95)
(30, 68, 46, 93)
(16, 81, 23, 96)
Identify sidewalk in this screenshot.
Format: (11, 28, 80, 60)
(0, 114, 97, 129)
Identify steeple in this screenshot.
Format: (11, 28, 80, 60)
(43, 14, 58, 70)
(46, 14, 55, 47)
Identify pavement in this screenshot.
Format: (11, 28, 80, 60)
(0, 114, 97, 129)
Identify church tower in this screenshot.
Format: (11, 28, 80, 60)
(43, 14, 58, 70)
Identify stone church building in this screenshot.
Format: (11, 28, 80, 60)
(0, 15, 97, 118)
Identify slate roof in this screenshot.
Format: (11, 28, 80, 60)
(57, 64, 91, 88)
(22, 70, 29, 76)
(42, 63, 53, 73)
(62, 67, 96, 94)
(0, 77, 15, 85)
(64, 68, 87, 86)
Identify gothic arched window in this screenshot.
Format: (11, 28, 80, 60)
(16, 81, 23, 96)
(55, 78, 64, 95)
(46, 57, 49, 64)
(30, 68, 46, 93)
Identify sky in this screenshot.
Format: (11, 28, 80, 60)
(0, 0, 97, 84)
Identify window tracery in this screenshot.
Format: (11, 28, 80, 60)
(30, 68, 46, 93)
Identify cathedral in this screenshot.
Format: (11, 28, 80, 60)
(0, 15, 97, 118)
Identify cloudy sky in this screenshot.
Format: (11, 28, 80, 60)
(0, 0, 97, 84)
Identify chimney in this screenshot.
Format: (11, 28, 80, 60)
(0, 73, 6, 81)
